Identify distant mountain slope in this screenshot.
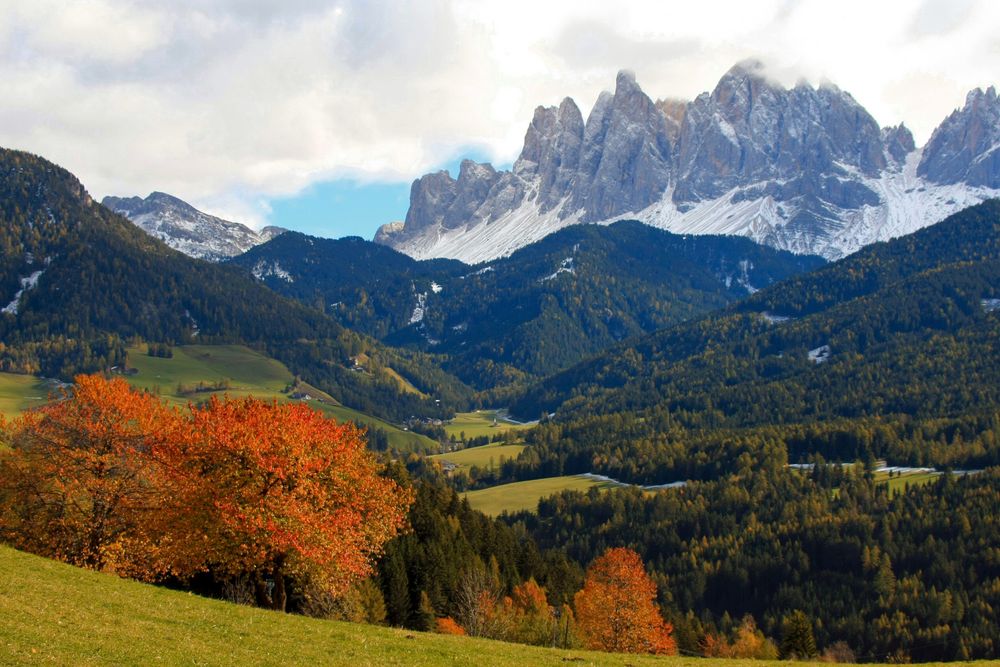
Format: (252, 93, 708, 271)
(512, 200, 1000, 425)
(102, 191, 285, 260)
(231, 222, 823, 389)
(230, 233, 466, 338)
(377, 61, 1000, 263)
(0, 148, 467, 421)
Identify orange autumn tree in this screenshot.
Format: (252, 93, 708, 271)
(0, 375, 182, 576)
(157, 395, 412, 611)
(573, 547, 677, 655)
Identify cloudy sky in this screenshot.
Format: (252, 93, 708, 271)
(1, 0, 997, 238)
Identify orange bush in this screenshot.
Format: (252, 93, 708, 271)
(435, 617, 467, 635)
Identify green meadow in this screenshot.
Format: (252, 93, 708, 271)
(443, 410, 533, 440)
(125, 345, 436, 452)
(463, 475, 622, 517)
(429, 442, 527, 471)
(0, 545, 676, 667)
(0, 372, 54, 417)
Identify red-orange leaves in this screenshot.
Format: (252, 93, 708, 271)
(0, 375, 182, 576)
(573, 547, 677, 655)
(435, 617, 466, 635)
(158, 396, 412, 609)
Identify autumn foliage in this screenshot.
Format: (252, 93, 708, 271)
(573, 547, 676, 655)
(435, 617, 466, 635)
(0, 375, 182, 575)
(0, 375, 412, 610)
(701, 615, 779, 659)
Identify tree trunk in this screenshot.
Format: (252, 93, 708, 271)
(254, 571, 272, 609)
(272, 555, 287, 612)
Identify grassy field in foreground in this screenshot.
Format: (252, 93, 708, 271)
(443, 410, 533, 440)
(430, 442, 527, 471)
(2, 546, 990, 667)
(0, 546, 667, 667)
(463, 475, 621, 517)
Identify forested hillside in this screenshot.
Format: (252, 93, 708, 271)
(231, 221, 823, 390)
(0, 149, 468, 421)
(513, 201, 1000, 428)
(516, 466, 1000, 661)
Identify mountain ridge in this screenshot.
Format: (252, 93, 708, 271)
(0, 148, 467, 421)
(102, 191, 285, 261)
(230, 220, 824, 390)
(377, 60, 1000, 264)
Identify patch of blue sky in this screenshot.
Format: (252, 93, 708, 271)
(266, 148, 512, 240)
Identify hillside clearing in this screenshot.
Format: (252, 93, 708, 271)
(443, 410, 533, 440)
(124, 345, 436, 452)
(430, 442, 527, 471)
(463, 475, 621, 517)
(0, 372, 55, 417)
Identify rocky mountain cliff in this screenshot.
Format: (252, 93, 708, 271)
(102, 192, 285, 261)
(377, 60, 1000, 263)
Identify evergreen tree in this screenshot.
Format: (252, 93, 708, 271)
(780, 610, 817, 659)
(413, 591, 436, 631)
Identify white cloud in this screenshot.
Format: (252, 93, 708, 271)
(0, 0, 997, 228)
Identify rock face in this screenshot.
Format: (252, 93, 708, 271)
(918, 86, 1000, 188)
(102, 192, 285, 261)
(378, 60, 1000, 264)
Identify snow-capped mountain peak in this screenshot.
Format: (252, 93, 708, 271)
(376, 62, 1000, 264)
(102, 192, 285, 261)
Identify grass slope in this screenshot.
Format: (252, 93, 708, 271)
(124, 345, 436, 452)
(0, 372, 54, 417)
(430, 443, 527, 471)
(0, 546, 668, 667)
(1, 546, 987, 666)
(443, 411, 533, 440)
(463, 475, 620, 517)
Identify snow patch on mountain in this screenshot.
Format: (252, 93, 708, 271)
(634, 150, 1000, 259)
(809, 345, 831, 364)
(540, 256, 576, 282)
(2, 270, 44, 315)
(390, 198, 585, 264)
(251, 260, 293, 283)
(760, 312, 794, 325)
(409, 292, 427, 324)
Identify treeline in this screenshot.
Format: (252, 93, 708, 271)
(458, 410, 1000, 488)
(510, 466, 1000, 661)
